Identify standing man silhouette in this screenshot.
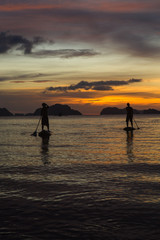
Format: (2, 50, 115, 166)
(41, 103, 50, 131)
(126, 103, 133, 128)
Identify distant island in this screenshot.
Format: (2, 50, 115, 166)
(33, 104, 82, 116)
(100, 107, 160, 115)
(1, 105, 160, 116)
(0, 108, 13, 116)
(0, 104, 82, 116)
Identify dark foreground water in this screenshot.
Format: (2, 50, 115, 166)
(0, 115, 160, 239)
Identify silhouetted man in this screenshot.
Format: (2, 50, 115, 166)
(126, 103, 133, 128)
(41, 103, 49, 131)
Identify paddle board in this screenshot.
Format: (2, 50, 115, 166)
(39, 130, 51, 137)
(123, 127, 135, 131)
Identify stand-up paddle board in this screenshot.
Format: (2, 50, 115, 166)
(39, 130, 51, 137)
(123, 127, 135, 131)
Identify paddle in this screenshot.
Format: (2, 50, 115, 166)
(134, 119, 140, 129)
(31, 117, 41, 136)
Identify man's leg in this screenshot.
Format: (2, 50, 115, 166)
(126, 118, 129, 127)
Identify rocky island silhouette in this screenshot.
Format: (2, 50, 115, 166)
(1, 105, 160, 116)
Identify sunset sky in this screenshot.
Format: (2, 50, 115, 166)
(0, 0, 160, 115)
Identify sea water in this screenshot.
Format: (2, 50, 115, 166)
(0, 115, 160, 239)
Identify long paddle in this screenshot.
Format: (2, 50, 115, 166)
(31, 117, 41, 136)
(134, 119, 140, 129)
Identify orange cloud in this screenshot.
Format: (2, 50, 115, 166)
(0, 1, 159, 13)
(0, 4, 60, 11)
(95, 2, 160, 13)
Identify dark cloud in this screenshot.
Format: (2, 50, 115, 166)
(0, 2, 160, 58)
(92, 85, 113, 91)
(0, 32, 46, 54)
(31, 80, 54, 83)
(112, 30, 160, 57)
(25, 7, 160, 57)
(128, 78, 142, 83)
(45, 78, 142, 93)
(0, 32, 98, 58)
(12, 80, 53, 84)
(0, 73, 49, 82)
(31, 49, 99, 58)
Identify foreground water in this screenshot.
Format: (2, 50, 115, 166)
(0, 115, 160, 239)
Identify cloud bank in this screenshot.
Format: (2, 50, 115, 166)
(0, 32, 46, 54)
(31, 49, 99, 58)
(0, 32, 99, 58)
(0, 73, 49, 82)
(45, 78, 142, 93)
(1, 1, 160, 58)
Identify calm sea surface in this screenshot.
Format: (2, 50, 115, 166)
(0, 115, 160, 239)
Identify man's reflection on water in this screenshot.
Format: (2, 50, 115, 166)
(126, 130, 134, 163)
(41, 136, 51, 165)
